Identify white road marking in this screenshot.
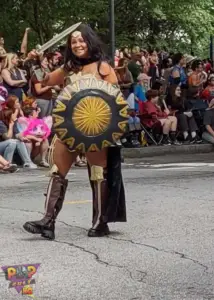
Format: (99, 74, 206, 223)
(37, 172, 76, 178)
(139, 162, 214, 168)
(153, 167, 196, 171)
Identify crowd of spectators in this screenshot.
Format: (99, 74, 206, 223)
(0, 28, 87, 173)
(0, 28, 214, 172)
(114, 47, 214, 148)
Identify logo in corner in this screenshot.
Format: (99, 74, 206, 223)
(1, 263, 40, 297)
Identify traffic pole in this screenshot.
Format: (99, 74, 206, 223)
(109, 0, 115, 67)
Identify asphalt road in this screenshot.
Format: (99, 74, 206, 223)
(1, 153, 214, 300)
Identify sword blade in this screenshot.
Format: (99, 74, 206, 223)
(39, 22, 82, 53)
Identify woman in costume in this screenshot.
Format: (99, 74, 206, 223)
(23, 24, 126, 240)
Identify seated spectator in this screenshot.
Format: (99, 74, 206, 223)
(137, 64, 151, 92)
(127, 109, 142, 147)
(0, 86, 8, 111)
(201, 74, 214, 103)
(202, 99, 214, 144)
(143, 90, 180, 145)
(4, 95, 24, 116)
(21, 96, 41, 114)
(126, 84, 135, 109)
(167, 84, 201, 143)
(1, 53, 28, 102)
(18, 107, 51, 167)
(0, 154, 18, 173)
(121, 108, 142, 148)
(186, 87, 208, 111)
(0, 108, 37, 168)
(134, 74, 147, 113)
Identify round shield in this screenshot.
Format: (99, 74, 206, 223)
(52, 75, 129, 152)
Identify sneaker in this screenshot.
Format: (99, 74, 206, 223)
(183, 136, 191, 145)
(172, 139, 181, 145)
(23, 163, 38, 169)
(190, 136, 203, 144)
(39, 161, 50, 168)
(162, 137, 172, 146)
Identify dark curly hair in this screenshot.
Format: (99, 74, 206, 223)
(64, 24, 109, 77)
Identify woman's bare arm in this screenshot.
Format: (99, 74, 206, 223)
(34, 83, 52, 96)
(20, 28, 30, 57)
(42, 68, 66, 87)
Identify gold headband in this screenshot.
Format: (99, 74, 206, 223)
(71, 31, 82, 38)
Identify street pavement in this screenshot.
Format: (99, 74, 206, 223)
(1, 153, 214, 300)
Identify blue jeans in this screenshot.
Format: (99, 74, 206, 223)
(202, 131, 214, 144)
(15, 140, 32, 165)
(0, 139, 17, 162)
(0, 139, 32, 164)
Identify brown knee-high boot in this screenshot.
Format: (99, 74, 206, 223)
(23, 175, 68, 240)
(88, 166, 110, 237)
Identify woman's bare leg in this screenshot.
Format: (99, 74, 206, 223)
(23, 139, 78, 240)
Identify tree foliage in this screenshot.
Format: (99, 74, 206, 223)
(0, 0, 214, 57)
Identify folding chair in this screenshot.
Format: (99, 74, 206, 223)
(138, 115, 163, 145)
(137, 102, 163, 145)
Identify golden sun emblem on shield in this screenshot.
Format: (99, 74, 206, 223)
(72, 96, 111, 136)
(53, 75, 129, 152)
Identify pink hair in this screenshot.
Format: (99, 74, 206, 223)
(18, 116, 52, 140)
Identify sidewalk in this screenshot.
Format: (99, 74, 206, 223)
(122, 143, 214, 158)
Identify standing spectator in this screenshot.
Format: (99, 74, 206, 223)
(46, 52, 60, 72)
(201, 74, 214, 102)
(128, 53, 141, 82)
(148, 49, 159, 88)
(169, 53, 187, 87)
(188, 59, 207, 91)
(0, 48, 7, 85)
(161, 57, 173, 94)
(1, 53, 27, 102)
(115, 58, 133, 99)
(114, 49, 120, 67)
(0, 34, 5, 49)
(204, 59, 212, 74)
(122, 47, 131, 60)
(30, 55, 53, 118)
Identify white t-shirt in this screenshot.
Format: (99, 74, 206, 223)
(126, 93, 135, 109)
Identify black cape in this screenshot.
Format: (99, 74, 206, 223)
(88, 147, 126, 223)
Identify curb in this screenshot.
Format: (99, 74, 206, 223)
(122, 143, 214, 158)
